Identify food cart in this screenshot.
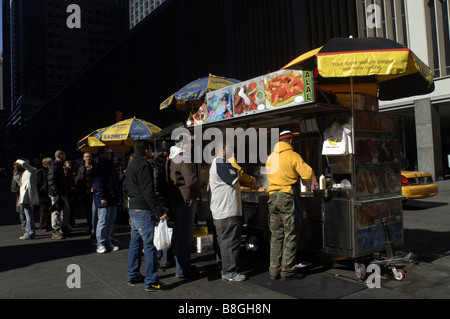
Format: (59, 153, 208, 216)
(166, 37, 434, 281)
(174, 69, 405, 281)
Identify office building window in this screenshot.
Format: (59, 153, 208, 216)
(425, 0, 450, 77)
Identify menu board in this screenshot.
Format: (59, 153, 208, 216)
(206, 86, 233, 122)
(264, 69, 314, 110)
(354, 112, 403, 254)
(202, 69, 315, 125)
(232, 76, 266, 116)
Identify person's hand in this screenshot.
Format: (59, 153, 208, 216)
(160, 213, 168, 221)
(101, 199, 108, 207)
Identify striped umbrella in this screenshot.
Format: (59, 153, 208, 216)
(95, 117, 161, 146)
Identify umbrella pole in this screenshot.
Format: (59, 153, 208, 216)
(350, 76, 356, 188)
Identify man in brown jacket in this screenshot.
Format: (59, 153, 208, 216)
(169, 135, 203, 278)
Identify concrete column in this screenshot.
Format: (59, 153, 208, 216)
(414, 98, 443, 181)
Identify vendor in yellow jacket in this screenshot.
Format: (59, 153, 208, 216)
(265, 130, 313, 280)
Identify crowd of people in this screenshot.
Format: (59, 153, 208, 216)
(11, 148, 123, 243)
(10, 129, 314, 292)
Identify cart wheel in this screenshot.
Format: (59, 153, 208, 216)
(245, 235, 260, 252)
(392, 268, 405, 281)
(354, 263, 367, 280)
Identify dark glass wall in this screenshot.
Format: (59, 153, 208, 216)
(15, 0, 357, 160)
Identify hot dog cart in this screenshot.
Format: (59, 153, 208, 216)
(162, 38, 435, 281)
(175, 67, 413, 281)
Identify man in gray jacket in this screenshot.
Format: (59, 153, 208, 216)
(209, 141, 245, 282)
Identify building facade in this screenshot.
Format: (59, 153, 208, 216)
(5, 0, 358, 161)
(5, 0, 128, 112)
(355, 0, 450, 180)
(129, 0, 167, 28)
(3, 0, 129, 157)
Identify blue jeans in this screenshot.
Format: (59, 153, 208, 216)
(157, 249, 168, 264)
(91, 200, 98, 236)
(127, 209, 158, 286)
(172, 201, 196, 277)
(96, 206, 117, 248)
(22, 205, 35, 239)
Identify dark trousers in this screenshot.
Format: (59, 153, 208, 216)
(81, 193, 93, 230)
(39, 202, 51, 231)
(213, 216, 242, 275)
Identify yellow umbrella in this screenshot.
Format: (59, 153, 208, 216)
(77, 128, 107, 153)
(95, 117, 161, 146)
(281, 37, 434, 100)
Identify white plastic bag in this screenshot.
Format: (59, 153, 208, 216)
(154, 220, 173, 251)
(322, 122, 352, 155)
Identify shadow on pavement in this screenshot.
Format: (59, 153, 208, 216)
(403, 229, 450, 263)
(0, 236, 93, 273)
(403, 200, 448, 210)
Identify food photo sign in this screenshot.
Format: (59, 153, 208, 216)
(206, 86, 234, 122)
(232, 76, 266, 116)
(264, 69, 314, 110)
(203, 69, 314, 125)
(354, 112, 403, 254)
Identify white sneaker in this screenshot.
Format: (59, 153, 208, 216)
(108, 244, 119, 252)
(96, 245, 107, 254)
(294, 262, 307, 268)
(222, 273, 246, 282)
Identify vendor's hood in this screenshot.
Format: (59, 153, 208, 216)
(273, 141, 294, 154)
(169, 146, 183, 159)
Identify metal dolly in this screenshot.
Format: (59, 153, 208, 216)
(355, 212, 414, 282)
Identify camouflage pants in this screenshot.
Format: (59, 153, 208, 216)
(268, 192, 297, 278)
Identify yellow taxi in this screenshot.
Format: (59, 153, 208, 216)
(401, 171, 438, 200)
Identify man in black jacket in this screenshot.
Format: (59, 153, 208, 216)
(76, 152, 94, 236)
(125, 140, 168, 292)
(91, 147, 120, 253)
(47, 150, 70, 239)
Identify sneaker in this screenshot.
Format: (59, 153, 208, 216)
(127, 274, 145, 286)
(19, 235, 32, 240)
(108, 244, 119, 252)
(52, 231, 64, 240)
(294, 262, 308, 268)
(144, 280, 166, 292)
(222, 273, 246, 282)
(96, 245, 107, 254)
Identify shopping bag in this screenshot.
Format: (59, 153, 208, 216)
(322, 122, 352, 155)
(154, 220, 173, 251)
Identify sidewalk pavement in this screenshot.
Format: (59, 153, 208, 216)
(1, 179, 450, 301)
(0, 221, 294, 300)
